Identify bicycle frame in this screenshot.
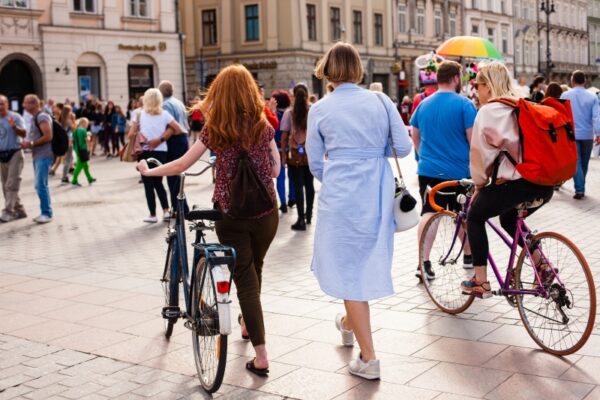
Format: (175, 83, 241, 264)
(448, 195, 561, 299)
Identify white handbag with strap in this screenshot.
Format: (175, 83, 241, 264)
(376, 93, 420, 232)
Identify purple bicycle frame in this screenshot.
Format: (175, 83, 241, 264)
(452, 206, 562, 298)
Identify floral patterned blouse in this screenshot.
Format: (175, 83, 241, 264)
(201, 125, 276, 218)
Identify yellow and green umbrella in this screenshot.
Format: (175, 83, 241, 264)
(436, 36, 503, 60)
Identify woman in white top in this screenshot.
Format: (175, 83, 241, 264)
(462, 61, 554, 298)
(138, 88, 183, 223)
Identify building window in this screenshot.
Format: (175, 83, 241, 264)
(434, 9, 442, 36)
(472, 24, 479, 36)
(417, 6, 425, 35)
(374, 13, 383, 46)
(523, 2, 529, 19)
(487, 0, 493, 12)
(78, 67, 101, 102)
(487, 27, 494, 44)
(502, 27, 508, 53)
(307, 4, 317, 41)
(73, 0, 94, 12)
(449, 10, 456, 36)
(128, 65, 153, 101)
(245, 4, 259, 41)
(398, 2, 407, 33)
(472, 0, 478, 8)
(353, 10, 362, 44)
(330, 7, 341, 41)
(515, 40, 521, 64)
(129, 0, 148, 17)
(1, 0, 28, 7)
(202, 9, 217, 46)
(501, 0, 506, 14)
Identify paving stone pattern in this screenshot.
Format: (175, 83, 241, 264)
(1, 153, 600, 399)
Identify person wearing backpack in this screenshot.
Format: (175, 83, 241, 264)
(463, 61, 555, 298)
(136, 64, 280, 378)
(20, 94, 54, 224)
(560, 70, 600, 200)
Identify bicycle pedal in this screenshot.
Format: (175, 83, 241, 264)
(162, 306, 181, 320)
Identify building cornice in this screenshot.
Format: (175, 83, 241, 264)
(190, 48, 394, 62)
(0, 6, 44, 18)
(38, 25, 178, 37)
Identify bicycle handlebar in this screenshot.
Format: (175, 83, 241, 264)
(427, 179, 475, 213)
(145, 157, 215, 177)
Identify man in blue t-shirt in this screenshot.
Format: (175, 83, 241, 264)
(410, 60, 477, 282)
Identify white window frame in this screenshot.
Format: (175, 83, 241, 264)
(434, 7, 442, 37)
(0, 0, 29, 8)
(449, 9, 456, 37)
(73, 0, 97, 14)
(416, 4, 425, 35)
(398, 2, 407, 33)
(128, 0, 150, 18)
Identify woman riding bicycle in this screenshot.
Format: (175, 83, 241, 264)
(136, 64, 281, 376)
(462, 61, 554, 298)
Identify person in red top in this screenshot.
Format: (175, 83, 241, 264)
(259, 83, 280, 130)
(411, 68, 438, 114)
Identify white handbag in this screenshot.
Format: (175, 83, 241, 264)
(376, 93, 420, 232)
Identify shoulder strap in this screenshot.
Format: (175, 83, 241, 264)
(375, 93, 404, 181)
(489, 98, 519, 108)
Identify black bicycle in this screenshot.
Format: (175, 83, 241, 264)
(147, 158, 236, 394)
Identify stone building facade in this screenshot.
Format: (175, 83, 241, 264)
(538, 0, 595, 83)
(589, 0, 600, 86)
(0, 0, 182, 111)
(512, 0, 539, 83)
(392, 0, 464, 99)
(181, 0, 396, 99)
(463, 0, 514, 74)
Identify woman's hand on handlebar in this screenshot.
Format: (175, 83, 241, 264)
(136, 159, 150, 176)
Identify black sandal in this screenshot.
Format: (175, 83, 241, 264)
(238, 314, 250, 340)
(246, 358, 269, 377)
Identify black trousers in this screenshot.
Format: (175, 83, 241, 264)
(166, 134, 189, 215)
(467, 179, 554, 267)
(140, 151, 169, 215)
(288, 165, 315, 220)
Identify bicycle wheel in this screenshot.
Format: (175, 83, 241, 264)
(420, 212, 474, 314)
(191, 257, 227, 393)
(161, 238, 175, 338)
(515, 231, 596, 355)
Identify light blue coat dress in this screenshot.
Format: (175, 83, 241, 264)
(306, 83, 413, 301)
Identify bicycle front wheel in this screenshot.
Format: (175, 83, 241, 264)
(161, 238, 175, 338)
(191, 257, 227, 393)
(420, 212, 474, 314)
(515, 231, 596, 355)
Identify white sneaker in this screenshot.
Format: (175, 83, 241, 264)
(335, 313, 355, 347)
(143, 215, 158, 223)
(33, 215, 52, 224)
(163, 211, 171, 221)
(348, 355, 380, 380)
(0, 212, 15, 222)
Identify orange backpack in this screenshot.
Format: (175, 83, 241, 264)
(490, 97, 577, 186)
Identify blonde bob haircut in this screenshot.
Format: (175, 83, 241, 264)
(477, 61, 522, 100)
(315, 42, 364, 84)
(143, 88, 164, 115)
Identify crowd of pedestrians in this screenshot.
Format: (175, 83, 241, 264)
(2, 40, 600, 383)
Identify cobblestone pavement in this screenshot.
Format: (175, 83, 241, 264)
(1, 152, 600, 400)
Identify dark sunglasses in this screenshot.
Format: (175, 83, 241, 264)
(473, 82, 487, 90)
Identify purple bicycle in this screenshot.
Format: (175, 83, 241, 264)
(419, 179, 596, 355)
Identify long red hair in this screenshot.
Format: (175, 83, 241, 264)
(195, 64, 269, 151)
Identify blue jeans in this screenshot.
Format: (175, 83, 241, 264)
(33, 157, 53, 217)
(276, 163, 295, 205)
(574, 140, 594, 194)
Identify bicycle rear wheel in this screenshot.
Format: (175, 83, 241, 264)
(515, 231, 596, 355)
(191, 257, 227, 393)
(161, 238, 176, 338)
(420, 212, 474, 314)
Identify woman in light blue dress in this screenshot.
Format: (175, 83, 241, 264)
(307, 42, 412, 380)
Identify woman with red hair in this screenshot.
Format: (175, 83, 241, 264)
(137, 64, 281, 376)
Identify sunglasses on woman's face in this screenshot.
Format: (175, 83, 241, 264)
(473, 82, 487, 90)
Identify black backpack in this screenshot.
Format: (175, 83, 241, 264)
(228, 151, 274, 219)
(34, 113, 69, 156)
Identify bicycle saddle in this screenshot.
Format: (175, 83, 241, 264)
(186, 208, 223, 221)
